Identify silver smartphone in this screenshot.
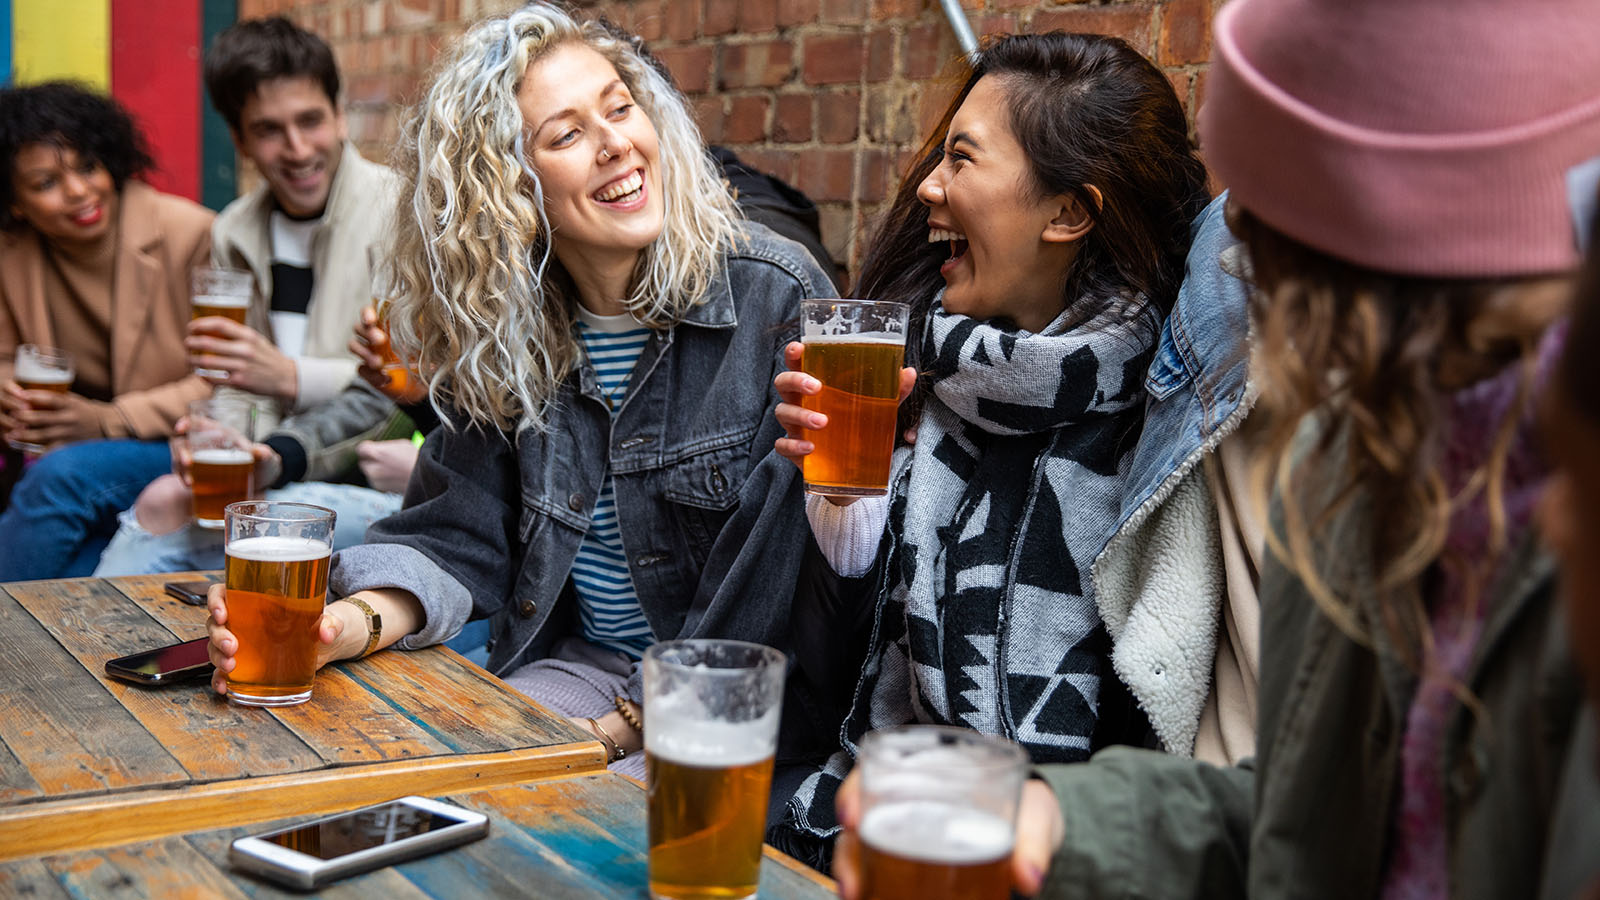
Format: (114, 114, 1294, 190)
(228, 796, 490, 890)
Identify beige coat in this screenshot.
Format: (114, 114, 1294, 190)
(0, 181, 214, 439)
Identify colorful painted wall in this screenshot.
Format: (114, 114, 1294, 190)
(2, 0, 238, 210)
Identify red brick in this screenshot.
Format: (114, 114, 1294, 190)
(441, 0, 459, 21)
(692, 96, 725, 142)
(723, 95, 771, 143)
(860, 148, 894, 202)
(904, 23, 955, 80)
(870, 0, 921, 23)
(664, 0, 702, 41)
(818, 90, 860, 143)
(720, 41, 796, 89)
(632, 2, 664, 41)
(991, 0, 1036, 11)
(704, 0, 740, 35)
(1166, 70, 1193, 115)
(737, 0, 780, 32)
(803, 34, 865, 86)
(976, 13, 1017, 37)
(1159, 0, 1212, 66)
(741, 149, 798, 184)
(1032, 4, 1156, 55)
(866, 29, 894, 82)
(821, 0, 868, 25)
(777, 0, 821, 26)
(656, 44, 715, 94)
(773, 94, 813, 143)
(797, 148, 856, 202)
(393, 0, 433, 29)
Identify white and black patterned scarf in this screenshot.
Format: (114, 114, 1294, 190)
(780, 293, 1158, 846)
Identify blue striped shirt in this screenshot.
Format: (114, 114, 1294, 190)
(573, 307, 655, 658)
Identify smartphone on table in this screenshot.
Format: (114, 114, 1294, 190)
(104, 637, 213, 685)
(229, 796, 490, 890)
(164, 579, 217, 606)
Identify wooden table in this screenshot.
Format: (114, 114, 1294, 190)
(0, 574, 608, 861)
(0, 773, 837, 898)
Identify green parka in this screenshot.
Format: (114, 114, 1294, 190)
(1037, 494, 1600, 899)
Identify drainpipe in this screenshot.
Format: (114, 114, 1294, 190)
(938, 0, 980, 62)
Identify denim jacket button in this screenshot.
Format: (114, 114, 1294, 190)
(518, 597, 538, 618)
(568, 492, 585, 512)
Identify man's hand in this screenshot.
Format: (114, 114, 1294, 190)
(187, 318, 298, 401)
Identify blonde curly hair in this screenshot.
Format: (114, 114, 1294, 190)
(384, 2, 740, 432)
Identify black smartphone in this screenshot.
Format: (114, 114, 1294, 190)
(104, 637, 214, 685)
(164, 580, 216, 606)
(229, 796, 490, 890)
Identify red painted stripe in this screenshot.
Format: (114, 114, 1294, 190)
(110, 0, 203, 201)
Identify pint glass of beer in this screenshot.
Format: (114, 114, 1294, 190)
(856, 726, 1028, 900)
(799, 299, 909, 497)
(643, 639, 785, 900)
(187, 397, 258, 528)
(223, 501, 336, 707)
(8, 344, 75, 453)
(191, 267, 254, 378)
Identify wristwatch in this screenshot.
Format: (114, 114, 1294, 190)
(344, 595, 383, 659)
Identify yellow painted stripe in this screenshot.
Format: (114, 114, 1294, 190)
(12, 0, 109, 88)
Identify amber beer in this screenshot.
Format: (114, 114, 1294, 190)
(643, 640, 785, 900)
(646, 733, 774, 900)
(799, 300, 908, 497)
(10, 345, 74, 453)
(192, 294, 250, 323)
(191, 448, 255, 528)
(224, 501, 336, 708)
(858, 802, 1014, 900)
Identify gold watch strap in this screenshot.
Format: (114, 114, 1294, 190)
(344, 595, 383, 659)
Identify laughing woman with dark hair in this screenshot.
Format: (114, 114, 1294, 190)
(0, 82, 213, 573)
(768, 31, 1210, 863)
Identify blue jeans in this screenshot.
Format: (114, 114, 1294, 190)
(94, 481, 404, 576)
(0, 439, 172, 580)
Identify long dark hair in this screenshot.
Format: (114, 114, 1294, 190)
(852, 32, 1210, 436)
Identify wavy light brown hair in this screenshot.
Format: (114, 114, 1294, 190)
(1236, 207, 1564, 668)
(385, 2, 739, 433)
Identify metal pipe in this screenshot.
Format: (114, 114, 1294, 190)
(937, 0, 979, 62)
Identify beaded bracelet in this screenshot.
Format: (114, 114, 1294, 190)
(613, 696, 644, 733)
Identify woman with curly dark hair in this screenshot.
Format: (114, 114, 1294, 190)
(0, 81, 214, 575)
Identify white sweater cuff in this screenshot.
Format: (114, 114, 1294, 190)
(806, 493, 889, 577)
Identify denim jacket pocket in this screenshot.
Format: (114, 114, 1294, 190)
(1145, 323, 1193, 401)
(662, 445, 743, 566)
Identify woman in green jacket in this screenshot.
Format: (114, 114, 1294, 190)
(830, 0, 1600, 897)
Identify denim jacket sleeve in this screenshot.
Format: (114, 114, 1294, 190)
(329, 419, 521, 648)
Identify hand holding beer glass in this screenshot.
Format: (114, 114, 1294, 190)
(844, 726, 1029, 900)
(190, 267, 253, 378)
(185, 397, 258, 528)
(774, 300, 913, 500)
(643, 639, 785, 900)
(217, 501, 335, 707)
(4, 344, 75, 453)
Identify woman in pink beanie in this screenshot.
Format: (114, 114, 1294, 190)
(826, 0, 1600, 897)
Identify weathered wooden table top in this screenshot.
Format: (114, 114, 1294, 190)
(0, 773, 839, 899)
(0, 574, 607, 860)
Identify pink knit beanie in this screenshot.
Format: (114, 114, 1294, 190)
(1200, 0, 1600, 278)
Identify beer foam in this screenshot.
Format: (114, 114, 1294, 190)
(13, 357, 72, 384)
(860, 802, 1014, 864)
(192, 447, 254, 466)
(194, 293, 250, 309)
(645, 708, 778, 768)
(227, 535, 330, 562)
(801, 333, 904, 346)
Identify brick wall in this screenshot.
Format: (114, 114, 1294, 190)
(239, 0, 1219, 277)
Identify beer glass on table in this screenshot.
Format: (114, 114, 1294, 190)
(223, 501, 335, 707)
(191, 267, 253, 378)
(799, 300, 909, 497)
(856, 726, 1028, 900)
(187, 397, 258, 528)
(643, 639, 785, 900)
(8, 344, 75, 454)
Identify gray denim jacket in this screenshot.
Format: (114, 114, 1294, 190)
(331, 224, 836, 700)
